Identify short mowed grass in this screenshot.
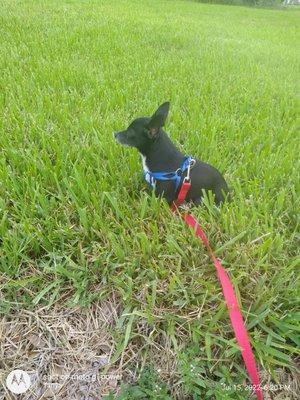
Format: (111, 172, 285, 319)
(0, 0, 299, 398)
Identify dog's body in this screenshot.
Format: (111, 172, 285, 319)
(115, 102, 229, 206)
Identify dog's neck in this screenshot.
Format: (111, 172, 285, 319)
(140, 130, 184, 172)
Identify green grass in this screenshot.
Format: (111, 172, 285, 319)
(0, 0, 299, 398)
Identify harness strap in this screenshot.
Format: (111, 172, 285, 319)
(172, 190, 263, 400)
(144, 156, 194, 191)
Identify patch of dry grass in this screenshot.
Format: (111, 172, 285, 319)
(1, 300, 299, 399)
(1, 298, 122, 399)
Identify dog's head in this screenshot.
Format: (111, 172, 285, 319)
(114, 102, 170, 153)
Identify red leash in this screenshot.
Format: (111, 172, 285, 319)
(172, 180, 263, 400)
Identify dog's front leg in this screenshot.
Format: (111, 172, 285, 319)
(154, 181, 176, 205)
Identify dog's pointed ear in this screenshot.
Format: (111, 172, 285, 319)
(147, 102, 170, 137)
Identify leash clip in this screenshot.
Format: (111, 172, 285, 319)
(185, 158, 196, 182)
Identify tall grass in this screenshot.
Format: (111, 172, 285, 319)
(0, 0, 299, 398)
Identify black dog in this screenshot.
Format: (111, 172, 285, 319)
(114, 102, 229, 206)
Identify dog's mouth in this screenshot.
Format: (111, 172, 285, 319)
(114, 132, 131, 147)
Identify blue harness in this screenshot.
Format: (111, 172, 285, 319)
(144, 156, 194, 192)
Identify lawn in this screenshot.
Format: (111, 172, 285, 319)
(0, 0, 299, 399)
